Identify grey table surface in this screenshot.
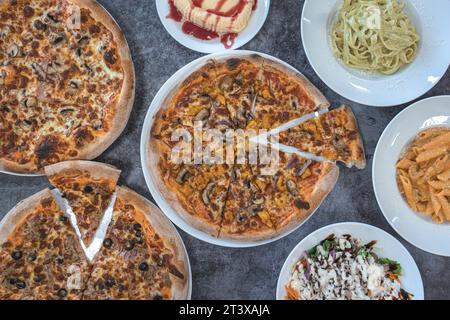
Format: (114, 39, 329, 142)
(1, 0, 449, 300)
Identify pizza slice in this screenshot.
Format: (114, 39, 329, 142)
(156, 141, 232, 237)
(44, 161, 121, 247)
(262, 153, 339, 233)
(83, 187, 187, 300)
(277, 106, 366, 169)
(251, 58, 330, 130)
(0, 189, 90, 300)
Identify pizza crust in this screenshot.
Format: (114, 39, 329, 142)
(44, 160, 121, 182)
(218, 223, 277, 242)
(148, 139, 222, 237)
(115, 186, 190, 300)
(274, 163, 340, 236)
(0, 189, 54, 245)
(338, 105, 367, 169)
(68, 0, 135, 163)
(260, 57, 330, 110)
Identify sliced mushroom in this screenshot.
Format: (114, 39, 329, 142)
(78, 35, 90, 46)
(68, 80, 79, 89)
(0, 70, 5, 85)
(236, 204, 263, 223)
(31, 63, 46, 81)
(250, 93, 258, 115)
(219, 75, 234, 91)
(298, 130, 313, 140)
(295, 159, 312, 177)
(286, 180, 298, 196)
(290, 95, 299, 110)
(231, 168, 240, 182)
(23, 119, 33, 127)
(7, 43, 19, 58)
(47, 60, 64, 75)
(46, 12, 59, 23)
(0, 105, 9, 112)
(194, 108, 210, 122)
(176, 167, 190, 185)
(252, 193, 265, 205)
(202, 181, 216, 205)
(92, 119, 103, 130)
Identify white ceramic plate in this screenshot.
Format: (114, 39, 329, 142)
(140, 50, 328, 248)
(156, 0, 270, 53)
(276, 222, 424, 300)
(301, 0, 450, 107)
(373, 95, 450, 256)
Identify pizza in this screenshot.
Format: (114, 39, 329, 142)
(0, 163, 189, 300)
(149, 54, 366, 241)
(277, 106, 366, 169)
(44, 160, 121, 247)
(0, 189, 90, 300)
(0, 0, 135, 174)
(83, 187, 188, 300)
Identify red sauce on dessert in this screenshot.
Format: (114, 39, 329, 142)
(167, 0, 182, 22)
(220, 33, 238, 49)
(182, 21, 219, 40)
(252, 0, 257, 11)
(167, 0, 258, 48)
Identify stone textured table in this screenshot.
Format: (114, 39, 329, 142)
(1, 0, 449, 300)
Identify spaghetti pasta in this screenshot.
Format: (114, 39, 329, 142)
(331, 0, 420, 75)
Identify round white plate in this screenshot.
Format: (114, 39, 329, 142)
(276, 222, 424, 300)
(156, 0, 270, 53)
(373, 95, 450, 256)
(301, 0, 450, 107)
(140, 50, 327, 248)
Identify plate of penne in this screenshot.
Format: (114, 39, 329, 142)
(373, 95, 450, 256)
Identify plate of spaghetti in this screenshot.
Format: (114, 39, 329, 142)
(301, 0, 450, 106)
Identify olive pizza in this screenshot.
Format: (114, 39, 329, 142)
(0, 0, 135, 174)
(149, 55, 366, 242)
(0, 161, 189, 300)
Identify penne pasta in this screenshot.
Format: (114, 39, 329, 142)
(421, 132, 450, 150)
(428, 180, 450, 190)
(396, 158, 415, 170)
(396, 127, 450, 223)
(437, 168, 450, 181)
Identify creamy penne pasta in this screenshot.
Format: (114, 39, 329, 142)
(396, 127, 450, 224)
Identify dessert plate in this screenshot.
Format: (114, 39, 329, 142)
(301, 0, 450, 107)
(140, 50, 328, 248)
(276, 222, 424, 300)
(373, 96, 450, 256)
(156, 0, 270, 53)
